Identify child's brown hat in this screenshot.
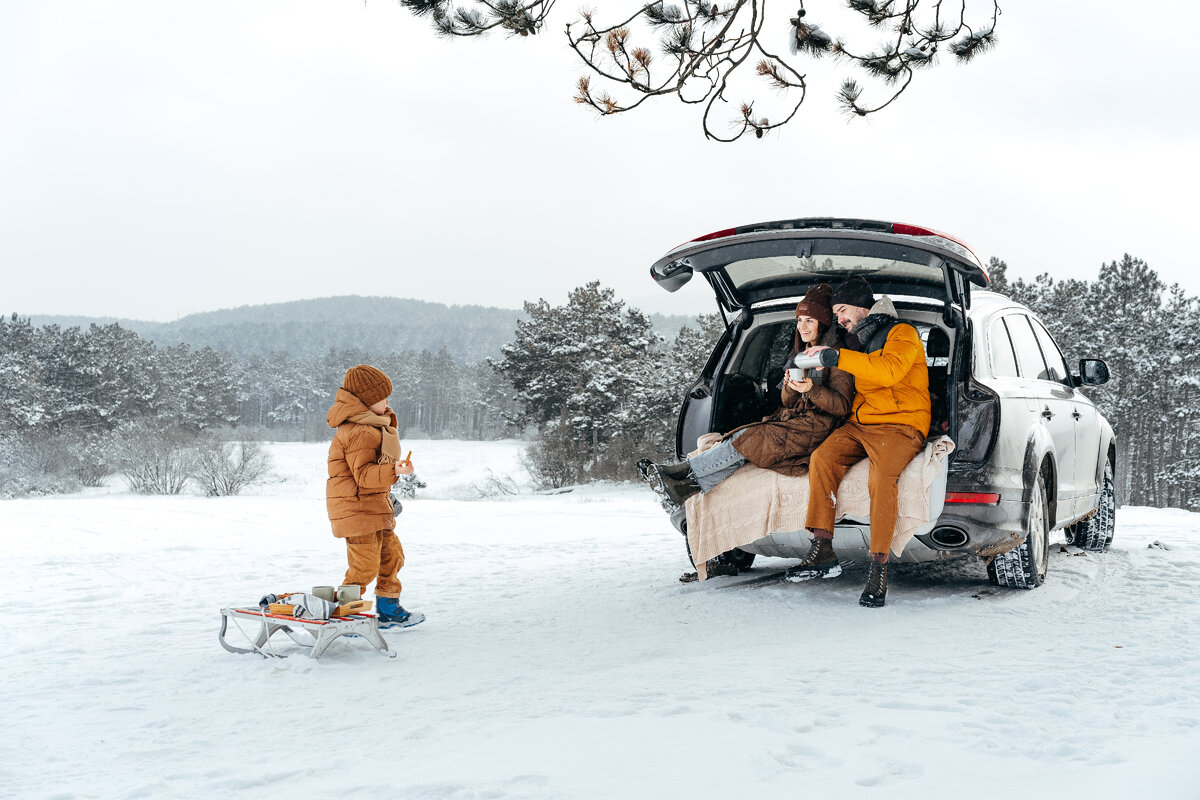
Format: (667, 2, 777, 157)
(343, 364, 392, 407)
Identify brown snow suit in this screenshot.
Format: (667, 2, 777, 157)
(326, 387, 403, 598)
(806, 297, 931, 556)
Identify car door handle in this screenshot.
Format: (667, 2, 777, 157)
(1041, 406, 1054, 419)
(1072, 409, 1081, 420)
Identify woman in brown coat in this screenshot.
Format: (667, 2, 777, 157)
(641, 283, 855, 506)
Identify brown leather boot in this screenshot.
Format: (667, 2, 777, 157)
(859, 560, 888, 607)
(784, 536, 841, 582)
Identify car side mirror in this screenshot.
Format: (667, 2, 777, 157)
(1078, 358, 1110, 386)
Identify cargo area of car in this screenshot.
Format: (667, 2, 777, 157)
(708, 301, 958, 443)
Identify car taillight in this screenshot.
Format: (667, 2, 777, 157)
(945, 492, 1001, 505)
(672, 226, 734, 251)
(675, 228, 738, 250)
(891, 222, 984, 275)
(891, 223, 938, 237)
(693, 228, 736, 242)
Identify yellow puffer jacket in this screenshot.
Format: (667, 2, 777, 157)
(326, 388, 398, 538)
(836, 299, 931, 435)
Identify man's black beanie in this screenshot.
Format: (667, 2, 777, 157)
(831, 276, 875, 309)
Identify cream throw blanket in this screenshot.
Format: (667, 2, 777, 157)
(347, 410, 402, 464)
(685, 434, 955, 579)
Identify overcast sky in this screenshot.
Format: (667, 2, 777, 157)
(3, 0, 1197, 321)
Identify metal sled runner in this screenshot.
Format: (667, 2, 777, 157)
(219, 607, 396, 659)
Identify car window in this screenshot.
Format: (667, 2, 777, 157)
(989, 318, 1019, 378)
(1005, 315, 1049, 380)
(733, 322, 793, 380)
(913, 323, 948, 367)
(766, 322, 796, 375)
(1029, 318, 1070, 383)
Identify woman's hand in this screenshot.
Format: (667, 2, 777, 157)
(395, 461, 414, 476)
(785, 377, 813, 394)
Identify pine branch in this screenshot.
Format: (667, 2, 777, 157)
(950, 28, 997, 62)
(396, 0, 1001, 141)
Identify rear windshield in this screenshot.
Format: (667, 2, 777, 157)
(694, 237, 946, 295)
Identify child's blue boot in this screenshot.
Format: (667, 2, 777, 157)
(376, 596, 425, 629)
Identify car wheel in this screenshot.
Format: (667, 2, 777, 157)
(684, 532, 755, 574)
(1066, 460, 1115, 552)
(725, 548, 756, 571)
(987, 471, 1049, 589)
(682, 521, 696, 568)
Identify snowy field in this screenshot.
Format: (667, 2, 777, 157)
(3, 439, 1199, 799)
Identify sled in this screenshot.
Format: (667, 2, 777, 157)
(218, 606, 396, 659)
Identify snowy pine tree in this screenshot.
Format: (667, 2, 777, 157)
(494, 281, 662, 479)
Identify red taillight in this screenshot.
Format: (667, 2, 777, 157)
(672, 227, 738, 251)
(691, 228, 737, 243)
(891, 222, 984, 274)
(944, 492, 1001, 505)
(891, 223, 938, 237)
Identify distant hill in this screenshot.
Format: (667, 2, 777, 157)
(27, 296, 703, 363)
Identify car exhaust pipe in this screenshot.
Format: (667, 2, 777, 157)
(929, 526, 970, 548)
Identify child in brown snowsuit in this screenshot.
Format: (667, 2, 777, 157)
(326, 364, 424, 628)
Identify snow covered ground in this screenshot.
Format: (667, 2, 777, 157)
(3, 439, 1199, 799)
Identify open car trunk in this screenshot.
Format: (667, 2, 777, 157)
(650, 218, 988, 324)
(647, 220, 990, 461)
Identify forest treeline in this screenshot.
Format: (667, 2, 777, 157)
(30, 295, 698, 364)
(3, 254, 1198, 509)
(30, 296, 525, 364)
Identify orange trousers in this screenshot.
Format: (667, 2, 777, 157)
(806, 420, 925, 555)
(344, 530, 404, 599)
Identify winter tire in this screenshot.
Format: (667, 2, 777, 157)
(1066, 460, 1115, 552)
(725, 548, 756, 571)
(684, 530, 755, 574)
(987, 471, 1049, 589)
(682, 521, 696, 568)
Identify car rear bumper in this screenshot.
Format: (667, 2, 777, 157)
(698, 498, 1029, 563)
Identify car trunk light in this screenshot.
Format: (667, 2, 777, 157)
(672, 227, 738, 251)
(689, 228, 737, 243)
(891, 222, 985, 278)
(891, 223, 938, 237)
(944, 492, 1001, 505)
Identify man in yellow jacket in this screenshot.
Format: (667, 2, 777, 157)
(786, 277, 930, 608)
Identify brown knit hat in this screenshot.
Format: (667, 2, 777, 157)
(343, 364, 392, 407)
(794, 283, 833, 326)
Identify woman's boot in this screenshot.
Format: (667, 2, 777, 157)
(637, 459, 700, 509)
(859, 559, 888, 608)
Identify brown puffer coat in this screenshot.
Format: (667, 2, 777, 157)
(326, 388, 398, 538)
(727, 327, 856, 477)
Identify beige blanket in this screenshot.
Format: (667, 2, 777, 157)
(686, 435, 956, 579)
